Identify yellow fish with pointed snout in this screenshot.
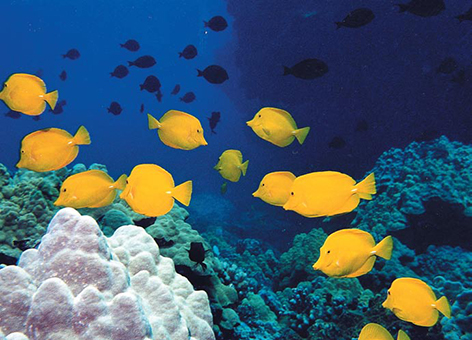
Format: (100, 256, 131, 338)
(253, 171, 295, 206)
(148, 110, 207, 150)
(358, 323, 410, 340)
(382, 278, 451, 327)
(17, 126, 91, 172)
(55, 170, 127, 209)
(120, 164, 192, 217)
(0, 73, 58, 116)
(246, 107, 310, 147)
(313, 229, 393, 278)
(214, 149, 249, 182)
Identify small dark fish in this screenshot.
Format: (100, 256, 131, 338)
(13, 239, 29, 251)
(128, 55, 156, 68)
(140, 75, 161, 93)
(197, 65, 229, 84)
(396, 0, 445, 17)
(32, 116, 41, 121)
(204, 16, 228, 32)
(179, 44, 198, 59)
(108, 101, 122, 115)
(140, 104, 144, 113)
(120, 39, 140, 52)
(180, 92, 196, 103)
(220, 182, 227, 195)
(62, 48, 80, 60)
(133, 216, 157, 228)
(456, 7, 472, 22)
(328, 136, 346, 149)
(436, 57, 457, 74)
(355, 119, 369, 132)
(5, 110, 21, 119)
(284, 59, 328, 80)
(171, 84, 181, 95)
(0, 252, 17, 266)
(336, 8, 375, 29)
(208, 111, 221, 134)
(50, 100, 67, 115)
(187, 242, 209, 271)
(59, 70, 67, 81)
(156, 92, 163, 103)
(110, 65, 129, 79)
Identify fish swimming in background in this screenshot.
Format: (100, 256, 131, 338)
(180, 92, 196, 103)
(59, 70, 67, 81)
(204, 15, 228, 31)
(220, 182, 228, 195)
(0, 253, 17, 266)
(214, 149, 249, 182)
(120, 163, 192, 217)
(455, 6, 472, 22)
(187, 242, 209, 270)
(358, 323, 410, 340)
(436, 57, 457, 74)
(12, 239, 30, 252)
(283, 59, 328, 79)
(108, 101, 122, 115)
(313, 229, 393, 278)
(50, 100, 67, 115)
(120, 39, 140, 51)
(140, 104, 144, 113)
(128, 55, 156, 68)
(55, 170, 127, 209)
(246, 107, 310, 147)
(32, 116, 41, 121)
(328, 136, 346, 149)
(396, 0, 445, 17)
(283, 172, 376, 217)
(179, 44, 198, 59)
(4, 110, 21, 119)
(383, 278, 451, 326)
(132, 216, 157, 228)
(336, 8, 375, 29)
(110, 65, 129, 79)
(171, 84, 181, 95)
(197, 65, 229, 84)
(62, 48, 80, 60)
(147, 111, 207, 150)
(355, 119, 369, 132)
(208, 111, 221, 133)
(17, 126, 91, 172)
(253, 171, 296, 206)
(140, 75, 161, 93)
(0, 73, 58, 116)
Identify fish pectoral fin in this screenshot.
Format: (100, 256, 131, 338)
(335, 260, 341, 268)
(262, 127, 271, 136)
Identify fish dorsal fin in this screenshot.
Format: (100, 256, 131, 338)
(226, 149, 243, 163)
(14, 73, 46, 92)
(359, 323, 394, 340)
(81, 169, 114, 183)
(265, 107, 297, 127)
(161, 109, 194, 122)
(400, 278, 435, 298)
(271, 171, 296, 181)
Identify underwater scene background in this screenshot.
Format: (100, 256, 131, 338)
(0, 0, 471, 339)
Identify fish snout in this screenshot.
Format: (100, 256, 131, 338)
(252, 190, 259, 197)
(312, 261, 320, 271)
(246, 120, 254, 127)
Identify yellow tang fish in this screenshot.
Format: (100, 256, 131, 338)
(358, 323, 411, 340)
(253, 171, 296, 206)
(54, 170, 127, 209)
(17, 126, 91, 172)
(283, 171, 376, 217)
(214, 149, 249, 182)
(382, 278, 451, 327)
(147, 110, 207, 150)
(0, 73, 58, 116)
(246, 107, 310, 147)
(120, 164, 192, 217)
(313, 229, 393, 278)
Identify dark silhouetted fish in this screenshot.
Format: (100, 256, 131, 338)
(208, 111, 221, 134)
(355, 119, 369, 132)
(120, 39, 140, 52)
(336, 8, 375, 29)
(197, 65, 229, 84)
(171, 84, 181, 95)
(110, 65, 129, 79)
(13, 239, 29, 251)
(32, 116, 41, 121)
(59, 70, 67, 81)
(179, 45, 198, 59)
(50, 100, 67, 115)
(140, 104, 144, 113)
(436, 57, 457, 74)
(328, 136, 346, 149)
(283, 59, 328, 79)
(396, 0, 445, 17)
(128, 55, 156, 68)
(140, 75, 161, 93)
(220, 182, 227, 195)
(108, 101, 123, 115)
(0, 252, 17, 266)
(180, 92, 196, 103)
(62, 48, 80, 60)
(456, 7, 472, 22)
(204, 16, 228, 32)
(187, 242, 209, 270)
(133, 216, 156, 228)
(156, 92, 163, 102)
(5, 110, 21, 119)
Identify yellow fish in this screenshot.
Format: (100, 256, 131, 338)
(382, 278, 451, 327)
(252, 171, 296, 206)
(246, 107, 310, 147)
(17, 126, 91, 172)
(147, 110, 207, 150)
(120, 164, 192, 217)
(283, 171, 376, 217)
(0, 73, 58, 116)
(214, 150, 249, 182)
(358, 323, 410, 340)
(313, 229, 393, 278)
(54, 170, 127, 209)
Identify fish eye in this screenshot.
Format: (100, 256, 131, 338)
(63, 188, 66, 192)
(262, 183, 265, 186)
(197, 129, 200, 133)
(291, 192, 294, 195)
(21, 150, 24, 153)
(258, 114, 261, 118)
(388, 290, 391, 295)
(126, 180, 128, 184)
(327, 250, 330, 254)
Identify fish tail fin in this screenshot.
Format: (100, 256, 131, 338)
(435, 296, 451, 318)
(45, 90, 59, 110)
(73, 126, 91, 145)
(203, 21, 208, 27)
(355, 172, 376, 200)
(179, 52, 183, 58)
(335, 22, 343, 29)
(128, 61, 134, 67)
(239, 160, 249, 176)
(197, 69, 203, 77)
(283, 66, 291, 76)
(119, 43, 124, 48)
(139, 84, 144, 90)
(396, 4, 408, 13)
(373, 235, 393, 260)
(397, 330, 411, 340)
(172, 180, 192, 206)
(147, 114, 161, 130)
(113, 174, 128, 191)
(110, 72, 114, 77)
(294, 127, 310, 145)
(62, 54, 67, 58)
